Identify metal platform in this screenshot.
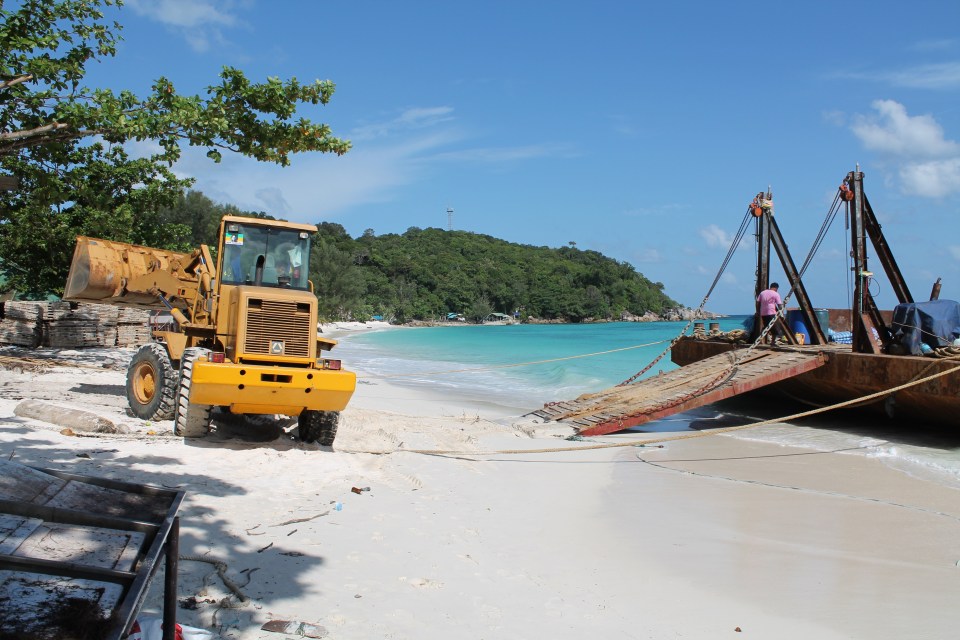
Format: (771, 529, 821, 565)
(531, 348, 828, 436)
(0, 460, 184, 640)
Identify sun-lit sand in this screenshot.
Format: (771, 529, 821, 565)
(0, 325, 958, 639)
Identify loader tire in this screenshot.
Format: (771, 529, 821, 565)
(317, 411, 340, 446)
(298, 410, 339, 446)
(174, 347, 213, 438)
(126, 343, 177, 421)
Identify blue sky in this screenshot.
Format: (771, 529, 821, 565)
(82, 0, 960, 314)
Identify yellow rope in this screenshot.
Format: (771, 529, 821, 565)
(363, 339, 670, 379)
(344, 363, 960, 457)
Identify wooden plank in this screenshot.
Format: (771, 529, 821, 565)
(539, 350, 828, 436)
(12, 522, 145, 571)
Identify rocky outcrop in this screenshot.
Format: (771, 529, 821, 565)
(620, 307, 720, 323)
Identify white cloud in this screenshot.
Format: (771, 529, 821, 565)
(432, 144, 559, 163)
(851, 100, 959, 158)
(949, 246, 960, 260)
(351, 107, 456, 141)
(699, 224, 733, 248)
(850, 100, 960, 198)
(880, 62, 960, 89)
(173, 141, 423, 220)
(838, 61, 960, 90)
(631, 248, 662, 263)
(821, 110, 846, 127)
(135, 101, 560, 221)
(126, 0, 241, 52)
(899, 159, 960, 197)
(254, 187, 290, 215)
(348, 107, 564, 165)
(126, 0, 239, 28)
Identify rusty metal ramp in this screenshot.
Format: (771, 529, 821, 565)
(531, 348, 827, 436)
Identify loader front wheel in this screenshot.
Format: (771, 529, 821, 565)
(127, 343, 177, 421)
(298, 410, 339, 446)
(174, 347, 213, 438)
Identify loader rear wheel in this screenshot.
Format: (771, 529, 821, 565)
(126, 343, 177, 421)
(298, 410, 339, 446)
(174, 347, 213, 438)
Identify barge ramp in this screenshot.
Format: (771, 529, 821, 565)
(531, 348, 827, 436)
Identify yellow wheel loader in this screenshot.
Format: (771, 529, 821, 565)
(64, 216, 356, 444)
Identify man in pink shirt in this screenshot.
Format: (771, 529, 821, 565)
(757, 282, 783, 344)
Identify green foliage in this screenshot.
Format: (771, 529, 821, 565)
(310, 237, 367, 321)
(314, 226, 679, 322)
(0, 139, 189, 297)
(0, 0, 349, 296)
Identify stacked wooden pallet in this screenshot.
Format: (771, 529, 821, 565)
(0, 301, 153, 348)
(116, 307, 153, 347)
(0, 301, 42, 347)
(44, 302, 119, 348)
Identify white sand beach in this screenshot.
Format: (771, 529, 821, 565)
(0, 327, 958, 639)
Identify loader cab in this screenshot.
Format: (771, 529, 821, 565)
(218, 218, 313, 291)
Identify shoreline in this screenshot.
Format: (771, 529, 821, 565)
(322, 311, 733, 334)
(0, 346, 958, 638)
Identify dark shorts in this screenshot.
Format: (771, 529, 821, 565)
(760, 314, 781, 337)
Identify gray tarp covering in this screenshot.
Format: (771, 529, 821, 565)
(890, 299, 960, 355)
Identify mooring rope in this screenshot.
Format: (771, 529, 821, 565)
(340, 364, 960, 457)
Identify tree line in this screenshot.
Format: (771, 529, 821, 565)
(2, 186, 678, 323)
(311, 221, 677, 323)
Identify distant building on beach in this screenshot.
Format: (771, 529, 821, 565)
(484, 312, 514, 324)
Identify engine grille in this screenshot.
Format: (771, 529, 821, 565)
(242, 298, 312, 358)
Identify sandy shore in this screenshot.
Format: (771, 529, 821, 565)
(0, 334, 958, 639)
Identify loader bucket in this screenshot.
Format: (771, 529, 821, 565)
(64, 236, 191, 308)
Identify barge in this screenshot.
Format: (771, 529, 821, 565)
(532, 169, 960, 434)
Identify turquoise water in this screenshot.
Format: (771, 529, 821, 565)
(335, 317, 749, 410)
(335, 318, 960, 489)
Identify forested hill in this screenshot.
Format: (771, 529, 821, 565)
(2, 186, 678, 323)
(312, 222, 678, 323)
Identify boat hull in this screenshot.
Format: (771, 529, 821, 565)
(670, 338, 960, 426)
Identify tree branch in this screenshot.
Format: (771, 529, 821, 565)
(0, 124, 104, 156)
(0, 121, 71, 142)
(0, 74, 33, 90)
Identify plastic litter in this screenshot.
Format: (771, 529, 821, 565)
(127, 616, 214, 640)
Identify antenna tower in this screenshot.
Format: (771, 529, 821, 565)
(447, 207, 454, 231)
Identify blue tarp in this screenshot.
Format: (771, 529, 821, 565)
(890, 299, 960, 355)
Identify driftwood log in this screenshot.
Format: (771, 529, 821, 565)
(13, 399, 128, 434)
